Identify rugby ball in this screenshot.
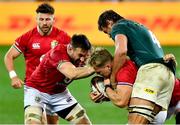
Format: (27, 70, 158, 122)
(91, 76, 110, 102)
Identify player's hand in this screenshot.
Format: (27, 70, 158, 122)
(89, 91, 104, 103)
(103, 78, 111, 85)
(163, 53, 177, 66)
(11, 77, 24, 89)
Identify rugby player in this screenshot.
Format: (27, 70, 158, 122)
(4, 3, 71, 124)
(89, 48, 178, 124)
(24, 34, 94, 124)
(98, 10, 175, 124)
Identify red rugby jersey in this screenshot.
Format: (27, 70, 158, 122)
(170, 78, 180, 107)
(26, 44, 71, 94)
(116, 60, 138, 86)
(14, 27, 71, 82)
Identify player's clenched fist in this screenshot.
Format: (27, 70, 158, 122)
(11, 77, 24, 89)
(89, 91, 105, 103)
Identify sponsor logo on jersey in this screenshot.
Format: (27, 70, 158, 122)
(144, 88, 155, 94)
(32, 43, 40, 49)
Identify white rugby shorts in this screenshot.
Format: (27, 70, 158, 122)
(24, 85, 77, 115)
(131, 63, 175, 110)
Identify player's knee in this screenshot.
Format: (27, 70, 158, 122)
(25, 106, 43, 124)
(128, 105, 155, 123)
(176, 112, 180, 124)
(76, 114, 91, 124)
(65, 104, 91, 124)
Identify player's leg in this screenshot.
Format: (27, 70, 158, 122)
(51, 89, 91, 124)
(152, 110, 167, 124)
(41, 100, 59, 124)
(26, 107, 59, 124)
(25, 106, 43, 124)
(176, 111, 180, 124)
(128, 63, 175, 124)
(128, 98, 161, 124)
(46, 114, 59, 124)
(65, 103, 91, 124)
(175, 101, 180, 124)
(56, 103, 91, 124)
(24, 86, 45, 124)
(24, 86, 43, 124)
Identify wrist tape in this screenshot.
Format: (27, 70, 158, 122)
(9, 70, 17, 79)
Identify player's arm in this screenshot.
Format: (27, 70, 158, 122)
(104, 79, 132, 108)
(57, 61, 94, 80)
(4, 46, 24, 89)
(111, 34, 128, 86)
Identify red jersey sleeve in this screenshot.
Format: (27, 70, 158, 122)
(14, 30, 32, 53)
(116, 60, 138, 86)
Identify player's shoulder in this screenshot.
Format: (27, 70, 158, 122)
(52, 44, 67, 53)
(123, 60, 137, 68)
(48, 44, 69, 61)
(113, 19, 139, 30)
(22, 27, 38, 36)
(111, 19, 130, 39)
(53, 27, 68, 35)
(116, 59, 137, 77)
(52, 27, 71, 40)
(114, 19, 129, 27)
(16, 27, 37, 41)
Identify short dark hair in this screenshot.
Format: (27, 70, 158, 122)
(71, 34, 91, 51)
(89, 47, 113, 67)
(98, 10, 124, 31)
(36, 3, 54, 14)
